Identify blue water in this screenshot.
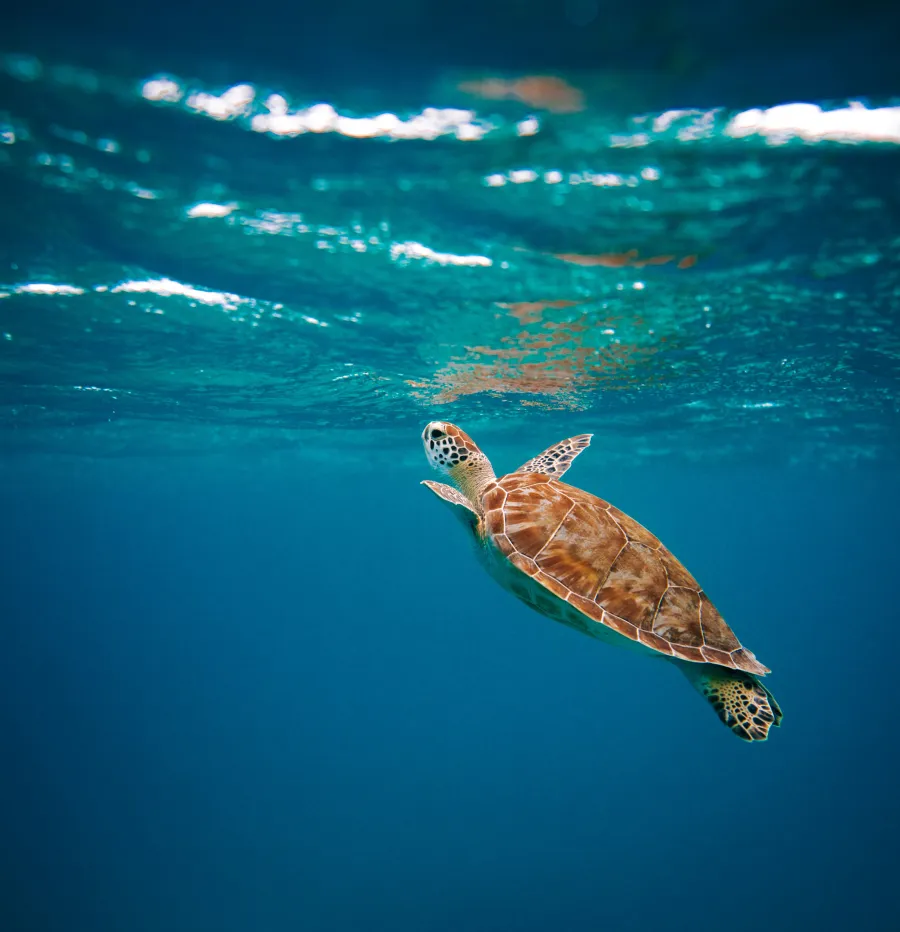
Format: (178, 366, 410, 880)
(2, 4, 899, 931)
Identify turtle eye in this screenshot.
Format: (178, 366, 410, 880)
(430, 429, 445, 439)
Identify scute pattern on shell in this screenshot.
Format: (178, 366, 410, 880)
(483, 472, 769, 676)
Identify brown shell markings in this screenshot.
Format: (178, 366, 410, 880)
(482, 472, 768, 676)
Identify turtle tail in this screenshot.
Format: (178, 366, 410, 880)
(675, 661, 783, 742)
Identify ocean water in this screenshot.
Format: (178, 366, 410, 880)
(2, 5, 899, 931)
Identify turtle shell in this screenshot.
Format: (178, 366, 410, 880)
(481, 471, 768, 676)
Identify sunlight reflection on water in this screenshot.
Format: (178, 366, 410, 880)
(0, 50, 898, 465)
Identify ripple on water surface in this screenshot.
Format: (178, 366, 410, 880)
(0, 52, 898, 466)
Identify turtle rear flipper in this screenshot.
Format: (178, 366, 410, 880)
(676, 662, 783, 742)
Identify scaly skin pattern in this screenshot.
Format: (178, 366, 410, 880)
(680, 663, 784, 741)
(515, 434, 593, 478)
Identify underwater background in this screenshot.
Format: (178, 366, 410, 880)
(2, 2, 899, 930)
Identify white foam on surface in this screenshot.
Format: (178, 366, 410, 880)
(186, 202, 239, 219)
(111, 278, 246, 310)
(390, 241, 492, 267)
(13, 283, 86, 295)
(725, 102, 900, 144)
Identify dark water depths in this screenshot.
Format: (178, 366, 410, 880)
(4, 459, 899, 932)
(2, 4, 899, 931)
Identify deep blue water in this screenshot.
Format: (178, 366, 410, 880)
(2, 3, 900, 931)
(3, 459, 899, 931)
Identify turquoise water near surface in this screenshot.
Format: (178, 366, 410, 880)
(1, 49, 898, 466)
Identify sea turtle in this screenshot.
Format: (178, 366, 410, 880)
(420, 421, 783, 742)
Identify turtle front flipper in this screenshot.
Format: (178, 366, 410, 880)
(516, 434, 593, 479)
(676, 661, 784, 742)
(421, 480, 481, 535)
(421, 480, 476, 512)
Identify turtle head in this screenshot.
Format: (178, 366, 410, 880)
(422, 421, 496, 502)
